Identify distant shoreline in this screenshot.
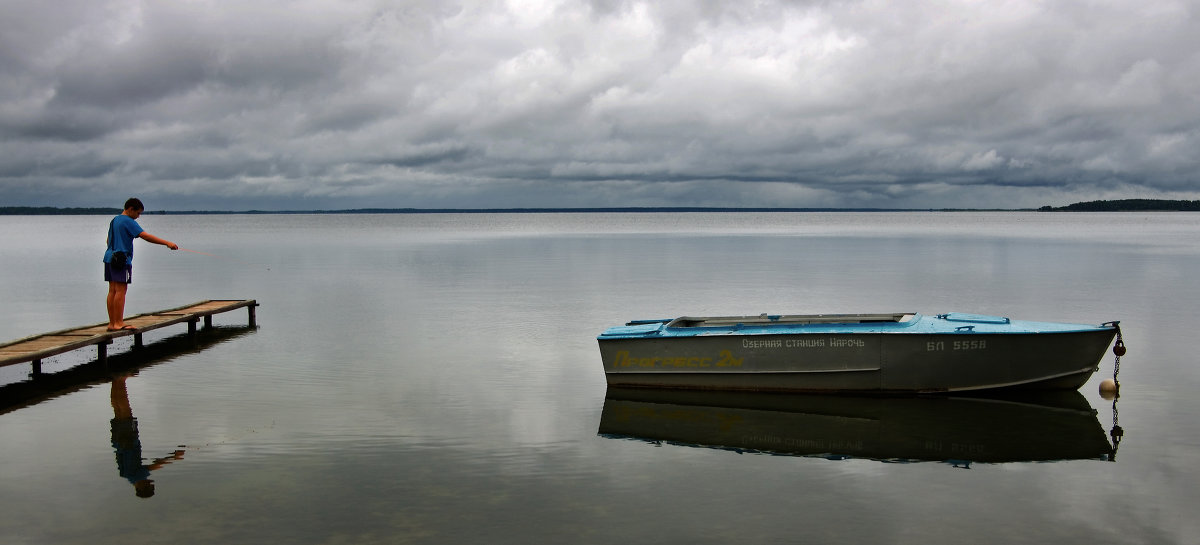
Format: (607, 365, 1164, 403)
(1, 206, 1022, 215)
(2, 199, 1197, 215)
(1036, 199, 1200, 212)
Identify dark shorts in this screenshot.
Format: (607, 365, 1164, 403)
(105, 262, 133, 284)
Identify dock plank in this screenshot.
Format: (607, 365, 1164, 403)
(0, 299, 257, 368)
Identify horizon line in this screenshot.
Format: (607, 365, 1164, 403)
(1, 206, 1034, 215)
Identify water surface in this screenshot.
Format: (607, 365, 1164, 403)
(1, 212, 1197, 544)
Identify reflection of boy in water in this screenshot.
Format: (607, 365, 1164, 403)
(110, 375, 184, 498)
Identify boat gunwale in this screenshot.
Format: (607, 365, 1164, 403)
(600, 313, 1117, 339)
(664, 312, 918, 329)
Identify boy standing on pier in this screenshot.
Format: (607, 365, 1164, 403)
(104, 198, 178, 331)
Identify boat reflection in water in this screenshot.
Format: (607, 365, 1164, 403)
(598, 387, 1116, 467)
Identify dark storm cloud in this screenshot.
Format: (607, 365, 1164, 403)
(1, 0, 1197, 209)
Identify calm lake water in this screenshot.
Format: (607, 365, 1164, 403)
(1, 212, 1198, 544)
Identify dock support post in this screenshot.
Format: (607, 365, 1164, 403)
(134, 333, 143, 349)
(187, 319, 197, 337)
(204, 315, 213, 329)
(248, 304, 257, 327)
(31, 359, 42, 377)
(97, 341, 108, 367)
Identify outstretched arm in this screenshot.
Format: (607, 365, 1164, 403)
(139, 231, 178, 250)
(146, 449, 186, 471)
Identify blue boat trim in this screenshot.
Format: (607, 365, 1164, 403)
(598, 323, 664, 337)
(938, 313, 1010, 324)
(598, 312, 1112, 340)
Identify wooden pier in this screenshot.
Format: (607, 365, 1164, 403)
(0, 299, 257, 374)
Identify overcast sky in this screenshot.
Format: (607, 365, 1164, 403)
(1, 0, 1197, 210)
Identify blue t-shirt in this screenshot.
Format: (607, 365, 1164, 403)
(104, 214, 144, 265)
(111, 417, 152, 484)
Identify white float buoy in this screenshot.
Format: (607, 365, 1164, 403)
(1099, 378, 1119, 399)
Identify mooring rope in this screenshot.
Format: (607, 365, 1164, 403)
(1103, 321, 1125, 385)
(1102, 321, 1126, 461)
(1110, 396, 1122, 461)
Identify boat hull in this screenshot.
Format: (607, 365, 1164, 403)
(597, 313, 1118, 393)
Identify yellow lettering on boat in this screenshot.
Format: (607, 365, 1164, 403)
(611, 351, 717, 368)
(715, 350, 743, 367)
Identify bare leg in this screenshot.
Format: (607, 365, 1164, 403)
(111, 375, 133, 419)
(107, 281, 129, 330)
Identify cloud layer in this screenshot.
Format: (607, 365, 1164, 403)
(2, 0, 1198, 209)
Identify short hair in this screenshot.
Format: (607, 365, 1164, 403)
(124, 198, 144, 212)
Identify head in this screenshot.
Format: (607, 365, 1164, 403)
(134, 479, 156, 498)
(123, 198, 144, 219)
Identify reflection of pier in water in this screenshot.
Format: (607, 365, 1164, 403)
(1, 325, 257, 497)
(598, 388, 1116, 466)
(0, 325, 257, 415)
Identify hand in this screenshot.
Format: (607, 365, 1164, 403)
(168, 242, 179, 250)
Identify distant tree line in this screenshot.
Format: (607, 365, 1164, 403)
(1038, 199, 1200, 212)
(3, 200, 1198, 214)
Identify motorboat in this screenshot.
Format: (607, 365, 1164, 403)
(597, 312, 1120, 393)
